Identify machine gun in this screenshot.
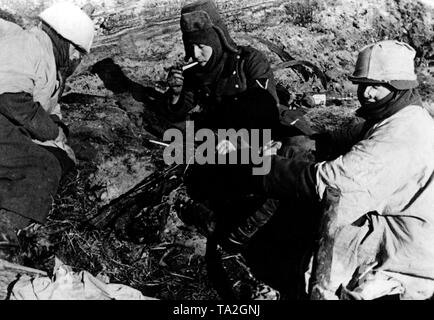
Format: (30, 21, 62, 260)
(88, 159, 185, 232)
(87, 134, 222, 243)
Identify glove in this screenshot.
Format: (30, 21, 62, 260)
(216, 139, 237, 155)
(167, 67, 184, 95)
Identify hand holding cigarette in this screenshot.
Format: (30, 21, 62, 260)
(167, 62, 198, 99)
(167, 67, 184, 95)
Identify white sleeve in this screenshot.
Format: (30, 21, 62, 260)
(315, 126, 404, 224)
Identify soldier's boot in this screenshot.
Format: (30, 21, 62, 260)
(224, 198, 279, 253)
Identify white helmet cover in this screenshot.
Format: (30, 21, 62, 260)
(39, 2, 95, 53)
(349, 40, 418, 90)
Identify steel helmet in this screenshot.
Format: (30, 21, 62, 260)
(349, 40, 418, 90)
(39, 2, 95, 53)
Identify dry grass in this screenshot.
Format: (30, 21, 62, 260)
(14, 162, 219, 300)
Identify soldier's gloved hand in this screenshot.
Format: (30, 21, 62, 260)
(167, 67, 184, 95)
(261, 140, 282, 157)
(216, 139, 237, 155)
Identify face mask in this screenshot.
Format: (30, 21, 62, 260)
(63, 45, 84, 78)
(64, 56, 82, 78)
(357, 84, 394, 107)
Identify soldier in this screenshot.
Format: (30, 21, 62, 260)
(255, 40, 434, 299)
(165, 0, 279, 128)
(165, 0, 281, 237)
(162, 0, 321, 299)
(0, 3, 94, 249)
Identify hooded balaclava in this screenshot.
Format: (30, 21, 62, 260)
(180, 0, 238, 71)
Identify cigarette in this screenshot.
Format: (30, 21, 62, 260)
(182, 61, 198, 71)
(148, 139, 170, 147)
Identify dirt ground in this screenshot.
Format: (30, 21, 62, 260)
(0, 0, 433, 300)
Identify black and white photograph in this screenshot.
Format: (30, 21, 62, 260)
(0, 0, 433, 308)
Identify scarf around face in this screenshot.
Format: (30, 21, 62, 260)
(42, 22, 82, 91)
(191, 29, 226, 89)
(356, 87, 423, 123)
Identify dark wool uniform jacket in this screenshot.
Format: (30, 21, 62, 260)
(165, 45, 279, 128)
(165, 45, 288, 249)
